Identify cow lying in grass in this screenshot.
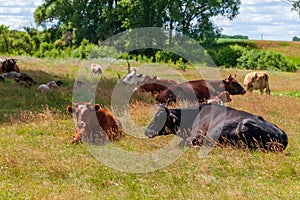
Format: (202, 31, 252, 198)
(206, 91, 232, 105)
(67, 101, 123, 143)
(145, 104, 288, 152)
(121, 68, 178, 94)
(156, 75, 246, 104)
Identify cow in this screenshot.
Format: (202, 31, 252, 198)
(37, 81, 60, 92)
(206, 91, 232, 105)
(67, 101, 123, 144)
(15, 73, 37, 87)
(140, 77, 178, 95)
(91, 63, 103, 75)
(0, 58, 20, 73)
(144, 104, 288, 152)
(243, 72, 270, 95)
(156, 75, 246, 104)
(121, 68, 146, 87)
(2, 72, 21, 79)
(122, 69, 178, 94)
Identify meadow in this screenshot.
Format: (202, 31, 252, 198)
(1, 55, 300, 199)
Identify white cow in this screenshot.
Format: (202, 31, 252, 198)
(91, 64, 103, 75)
(37, 81, 59, 92)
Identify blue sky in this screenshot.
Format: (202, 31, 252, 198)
(0, 0, 299, 41)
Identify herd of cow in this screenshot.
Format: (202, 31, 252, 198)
(0, 58, 288, 152)
(68, 65, 288, 153)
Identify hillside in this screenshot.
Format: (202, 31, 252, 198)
(251, 40, 300, 59)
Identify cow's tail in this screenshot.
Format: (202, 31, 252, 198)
(264, 73, 271, 95)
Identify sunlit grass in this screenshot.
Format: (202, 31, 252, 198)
(0, 56, 300, 199)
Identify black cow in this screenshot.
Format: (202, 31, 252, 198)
(145, 104, 288, 152)
(156, 75, 246, 104)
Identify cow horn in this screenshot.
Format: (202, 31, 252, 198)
(71, 101, 76, 106)
(88, 99, 93, 105)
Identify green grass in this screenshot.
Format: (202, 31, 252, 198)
(0, 56, 300, 199)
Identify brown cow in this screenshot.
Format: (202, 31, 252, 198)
(156, 75, 246, 104)
(67, 101, 123, 143)
(0, 58, 20, 73)
(206, 91, 232, 105)
(140, 76, 178, 94)
(243, 72, 270, 95)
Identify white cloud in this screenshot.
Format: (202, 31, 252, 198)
(214, 0, 300, 41)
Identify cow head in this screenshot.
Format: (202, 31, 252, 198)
(67, 101, 102, 143)
(223, 74, 246, 95)
(218, 91, 232, 103)
(145, 104, 178, 138)
(121, 68, 145, 86)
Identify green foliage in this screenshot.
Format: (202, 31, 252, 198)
(88, 46, 122, 59)
(208, 44, 246, 67)
(155, 50, 182, 63)
(237, 49, 297, 72)
(292, 36, 300, 41)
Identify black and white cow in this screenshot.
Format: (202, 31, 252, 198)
(145, 104, 288, 152)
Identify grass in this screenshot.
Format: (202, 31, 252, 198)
(0, 55, 300, 199)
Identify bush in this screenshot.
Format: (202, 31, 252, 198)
(208, 44, 246, 67)
(237, 49, 297, 72)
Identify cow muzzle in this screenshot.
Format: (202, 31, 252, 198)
(144, 129, 158, 138)
(77, 121, 86, 128)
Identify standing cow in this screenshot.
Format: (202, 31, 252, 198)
(67, 101, 123, 143)
(156, 75, 246, 104)
(244, 72, 270, 95)
(145, 104, 288, 152)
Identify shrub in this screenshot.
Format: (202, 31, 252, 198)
(207, 44, 246, 67)
(237, 49, 297, 72)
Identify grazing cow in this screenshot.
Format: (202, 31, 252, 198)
(1, 58, 20, 73)
(156, 75, 246, 104)
(145, 104, 288, 152)
(67, 101, 123, 143)
(91, 63, 103, 75)
(244, 72, 270, 95)
(206, 91, 232, 105)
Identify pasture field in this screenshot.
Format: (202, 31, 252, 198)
(1, 56, 300, 199)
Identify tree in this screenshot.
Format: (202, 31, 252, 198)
(287, 0, 300, 15)
(34, 0, 241, 46)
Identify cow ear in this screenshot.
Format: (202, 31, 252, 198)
(94, 104, 101, 111)
(67, 106, 74, 113)
(169, 113, 178, 123)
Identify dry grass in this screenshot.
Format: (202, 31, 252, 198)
(0, 56, 300, 199)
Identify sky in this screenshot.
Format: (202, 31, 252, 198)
(0, 0, 299, 41)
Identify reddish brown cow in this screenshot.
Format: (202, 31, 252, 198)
(156, 75, 246, 104)
(140, 76, 178, 94)
(67, 101, 123, 143)
(1, 58, 20, 73)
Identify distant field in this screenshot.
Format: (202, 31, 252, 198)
(218, 39, 300, 62)
(0, 56, 300, 199)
